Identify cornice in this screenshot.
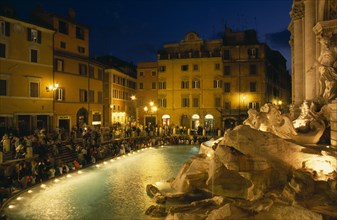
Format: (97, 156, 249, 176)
(313, 19, 337, 37)
(290, 1, 304, 20)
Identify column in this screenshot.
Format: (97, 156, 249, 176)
(293, 18, 304, 105)
(293, 16, 304, 105)
(330, 98, 337, 147)
(304, 0, 317, 100)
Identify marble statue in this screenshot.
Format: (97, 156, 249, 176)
(244, 102, 326, 144)
(260, 103, 298, 139)
(317, 35, 337, 102)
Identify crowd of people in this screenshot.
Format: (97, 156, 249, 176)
(0, 125, 212, 207)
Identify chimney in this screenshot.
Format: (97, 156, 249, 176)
(68, 8, 76, 19)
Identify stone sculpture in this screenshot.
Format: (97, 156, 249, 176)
(243, 102, 326, 144)
(317, 35, 337, 102)
(145, 126, 337, 219)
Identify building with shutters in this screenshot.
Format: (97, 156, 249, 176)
(137, 29, 291, 131)
(0, 12, 55, 135)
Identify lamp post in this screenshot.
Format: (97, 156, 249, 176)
(143, 101, 157, 129)
(130, 95, 137, 126)
(46, 83, 59, 132)
(242, 95, 246, 110)
(277, 100, 283, 112)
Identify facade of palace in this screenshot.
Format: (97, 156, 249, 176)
(289, 0, 337, 146)
(289, 0, 337, 104)
(137, 30, 291, 130)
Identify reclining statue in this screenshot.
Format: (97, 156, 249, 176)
(243, 102, 326, 145)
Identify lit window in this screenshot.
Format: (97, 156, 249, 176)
(56, 88, 64, 101)
(27, 28, 41, 43)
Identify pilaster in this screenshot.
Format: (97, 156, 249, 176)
(329, 98, 337, 147)
(293, 18, 304, 105)
(304, 0, 317, 100)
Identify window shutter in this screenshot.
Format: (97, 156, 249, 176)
(37, 31, 41, 43)
(27, 28, 31, 41)
(5, 22, 10, 36)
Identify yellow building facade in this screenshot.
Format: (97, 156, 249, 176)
(32, 9, 104, 132)
(97, 56, 137, 128)
(0, 15, 54, 135)
(157, 32, 223, 131)
(138, 30, 291, 131)
(136, 62, 158, 127)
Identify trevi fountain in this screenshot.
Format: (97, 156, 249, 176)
(145, 0, 337, 219)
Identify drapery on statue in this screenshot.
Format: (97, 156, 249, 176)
(316, 35, 337, 102)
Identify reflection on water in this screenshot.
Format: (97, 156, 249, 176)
(3, 145, 199, 220)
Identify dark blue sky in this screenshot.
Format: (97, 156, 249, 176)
(4, 0, 293, 70)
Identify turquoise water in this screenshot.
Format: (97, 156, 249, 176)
(2, 145, 199, 220)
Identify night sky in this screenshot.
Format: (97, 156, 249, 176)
(2, 0, 293, 70)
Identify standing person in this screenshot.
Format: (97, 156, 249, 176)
(1, 134, 10, 153)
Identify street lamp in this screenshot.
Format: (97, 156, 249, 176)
(242, 95, 246, 109)
(46, 83, 59, 133)
(46, 83, 59, 92)
(130, 95, 137, 126)
(144, 101, 157, 128)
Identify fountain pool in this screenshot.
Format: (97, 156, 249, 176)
(1, 145, 200, 220)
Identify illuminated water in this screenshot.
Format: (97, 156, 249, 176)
(2, 145, 199, 220)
